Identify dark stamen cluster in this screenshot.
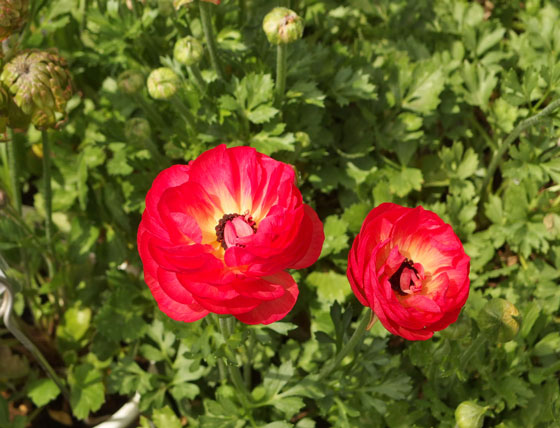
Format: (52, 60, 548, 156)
(215, 213, 257, 249)
(389, 258, 418, 295)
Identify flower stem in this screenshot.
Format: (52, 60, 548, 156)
(479, 97, 560, 209)
(276, 43, 287, 99)
(217, 317, 251, 398)
(41, 131, 54, 258)
(318, 308, 374, 381)
(187, 65, 207, 93)
(199, 0, 224, 80)
(7, 130, 21, 215)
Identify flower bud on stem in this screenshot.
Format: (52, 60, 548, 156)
(198, 0, 224, 80)
(318, 308, 375, 381)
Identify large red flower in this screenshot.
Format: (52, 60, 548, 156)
(138, 145, 324, 325)
(347, 203, 470, 340)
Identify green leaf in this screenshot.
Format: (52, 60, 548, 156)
(57, 306, 92, 344)
(306, 271, 351, 304)
(320, 215, 349, 257)
(402, 62, 445, 114)
(28, 378, 61, 407)
(246, 105, 279, 124)
(69, 364, 105, 419)
(330, 66, 376, 106)
(152, 406, 182, 428)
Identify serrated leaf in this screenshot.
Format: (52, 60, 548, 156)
(152, 406, 182, 428)
(69, 364, 105, 419)
(28, 378, 61, 407)
(246, 105, 278, 124)
(320, 215, 349, 257)
(307, 271, 351, 303)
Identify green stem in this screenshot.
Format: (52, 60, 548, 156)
(276, 44, 287, 99)
(217, 317, 251, 398)
(187, 65, 207, 93)
(171, 95, 198, 134)
(318, 308, 373, 381)
(238, 0, 246, 27)
(41, 131, 53, 258)
(479, 97, 560, 209)
(199, 0, 224, 80)
(243, 330, 255, 389)
(7, 130, 21, 215)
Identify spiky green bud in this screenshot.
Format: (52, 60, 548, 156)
(262, 7, 304, 45)
(147, 67, 180, 100)
(174, 36, 204, 67)
(477, 298, 520, 343)
(0, 50, 73, 130)
(0, 0, 29, 41)
(117, 70, 145, 95)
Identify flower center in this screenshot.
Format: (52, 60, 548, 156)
(389, 258, 424, 296)
(215, 213, 257, 249)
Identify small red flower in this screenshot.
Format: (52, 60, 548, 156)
(138, 145, 324, 325)
(347, 203, 470, 340)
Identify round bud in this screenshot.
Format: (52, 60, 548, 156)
(455, 401, 487, 428)
(0, 49, 73, 130)
(117, 70, 145, 95)
(147, 67, 180, 100)
(173, 0, 219, 9)
(0, 0, 29, 41)
(477, 298, 520, 343)
(125, 117, 151, 142)
(262, 7, 304, 45)
(174, 36, 204, 67)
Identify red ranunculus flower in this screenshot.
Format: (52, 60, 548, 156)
(347, 203, 470, 340)
(138, 144, 324, 325)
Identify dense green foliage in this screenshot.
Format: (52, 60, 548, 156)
(1, 0, 559, 427)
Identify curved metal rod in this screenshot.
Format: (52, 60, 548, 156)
(0, 259, 70, 401)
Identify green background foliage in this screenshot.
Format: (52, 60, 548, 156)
(1, 0, 559, 426)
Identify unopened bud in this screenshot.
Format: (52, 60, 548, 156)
(0, 0, 29, 41)
(174, 36, 204, 67)
(147, 67, 180, 100)
(455, 401, 488, 428)
(125, 117, 151, 141)
(173, 0, 219, 9)
(477, 298, 520, 343)
(262, 7, 304, 45)
(117, 70, 145, 95)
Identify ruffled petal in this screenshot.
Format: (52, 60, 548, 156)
(234, 272, 299, 325)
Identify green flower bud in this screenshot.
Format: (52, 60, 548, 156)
(455, 401, 488, 428)
(174, 36, 204, 67)
(117, 70, 145, 95)
(0, 50, 74, 130)
(173, 0, 219, 9)
(262, 7, 304, 45)
(477, 298, 520, 343)
(125, 117, 151, 142)
(0, 0, 29, 41)
(147, 67, 180, 100)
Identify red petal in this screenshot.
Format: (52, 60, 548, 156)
(234, 272, 299, 325)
